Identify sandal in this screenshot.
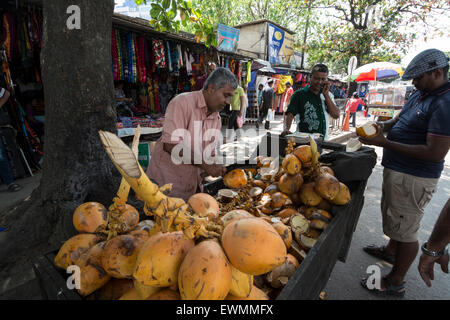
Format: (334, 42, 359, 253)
(361, 276, 406, 297)
(7, 183, 22, 192)
(363, 244, 395, 264)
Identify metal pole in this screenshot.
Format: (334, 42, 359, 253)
(19, 147, 34, 177)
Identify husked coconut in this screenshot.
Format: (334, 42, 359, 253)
(249, 187, 263, 198)
(298, 229, 321, 250)
(221, 218, 287, 275)
(128, 229, 150, 242)
(226, 285, 269, 300)
(303, 207, 332, 221)
(253, 180, 267, 189)
(293, 145, 312, 165)
(314, 173, 340, 201)
(119, 287, 144, 300)
(107, 204, 140, 232)
(271, 192, 290, 209)
(278, 173, 303, 195)
(76, 242, 111, 296)
(289, 214, 310, 235)
(299, 182, 323, 206)
(101, 234, 146, 279)
(93, 278, 134, 300)
(133, 279, 161, 299)
(272, 222, 293, 249)
(310, 219, 329, 230)
(220, 210, 253, 227)
(188, 193, 220, 220)
(289, 192, 303, 207)
(133, 231, 195, 287)
(54, 233, 102, 270)
(266, 254, 299, 288)
(217, 189, 238, 203)
(259, 193, 272, 207)
(229, 266, 253, 298)
(356, 121, 378, 138)
(178, 240, 232, 300)
(73, 202, 108, 233)
(282, 154, 302, 175)
(319, 166, 335, 176)
(223, 169, 248, 189)
(331, 182, 351, 205)
(276, 208, 298, 219)
(264, 184, 279, 195)
(346, 138, 362, 152)
(316, 199, 332, 212)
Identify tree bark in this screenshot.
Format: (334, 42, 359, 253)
(0, 0, 119, 270)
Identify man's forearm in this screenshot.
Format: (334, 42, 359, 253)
(285, 113, 294, 131)
(427, 199, 450, 252)
(324, 95, 340, 119)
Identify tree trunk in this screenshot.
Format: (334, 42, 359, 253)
(0, 0, 119, 270)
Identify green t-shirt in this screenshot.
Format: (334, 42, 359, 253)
(230, 86, 244, 111)
(286, 86, 326, 136)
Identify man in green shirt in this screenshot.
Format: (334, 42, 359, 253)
(281, 64, 340, 140)
(228, 85, 245, 130)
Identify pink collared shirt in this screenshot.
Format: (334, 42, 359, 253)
(146, 90, 222, 201)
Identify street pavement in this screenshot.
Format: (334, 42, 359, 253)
(0, 111, 449, 299)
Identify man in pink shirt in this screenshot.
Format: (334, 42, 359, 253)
(345, 92, 365, 127)
(147, 67, 237, 201)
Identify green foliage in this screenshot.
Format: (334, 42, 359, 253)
(134, 0, 217, 46)
(307, 0, 449, 72)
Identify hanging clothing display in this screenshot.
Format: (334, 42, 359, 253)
(152, 40, 166, 68)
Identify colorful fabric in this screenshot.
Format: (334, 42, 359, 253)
(277, 75, 293, 94)
(152, 40, 165, 68)
(166, 41, 173, 72)
(3, 13, 13, 60)
(112, 30, 119, 81)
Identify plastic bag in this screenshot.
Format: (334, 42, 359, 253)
(266, 109, 275, 122)
(319, 148, 377, 183)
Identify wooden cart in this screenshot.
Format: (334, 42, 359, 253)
(33, 135, 375, 300)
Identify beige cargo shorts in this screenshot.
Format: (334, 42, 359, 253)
(381, 168, 438, 243)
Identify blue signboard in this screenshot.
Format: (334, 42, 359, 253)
(217, 23, 240, 53)
(268, 23, 285, 65)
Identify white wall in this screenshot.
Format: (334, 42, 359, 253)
(236, 23, 267, 60)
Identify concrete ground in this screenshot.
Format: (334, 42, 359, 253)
(1, 111, 449, 300)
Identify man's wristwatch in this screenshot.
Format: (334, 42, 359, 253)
(421, 242, 448, 257)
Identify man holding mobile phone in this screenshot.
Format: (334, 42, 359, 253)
(281, 64, 340, 140)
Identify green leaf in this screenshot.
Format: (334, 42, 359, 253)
(162, 0, 170, 10)
(151, 3, 163, 11)
(168, 10, 176, 20)
(150, 8, 160, 19)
